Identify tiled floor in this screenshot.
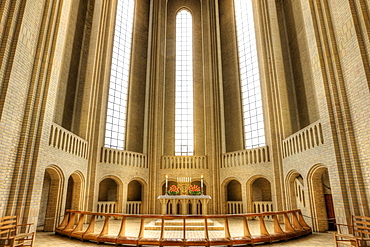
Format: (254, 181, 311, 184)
(34, 218, 337, 247)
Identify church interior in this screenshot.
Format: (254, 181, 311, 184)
(0, 0, 369, 245)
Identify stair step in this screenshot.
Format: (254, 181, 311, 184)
(145, 225, 225, 231)
(144, 219, 225, 231)
(155, 219, 215, 226)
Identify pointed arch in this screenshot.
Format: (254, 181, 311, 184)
(38, 165, 65, 231)
(307, 164, 333, 232)
(65, 170, 85, 211)
(285, 169, 301, 210)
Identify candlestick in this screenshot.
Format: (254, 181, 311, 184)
(166, 175, 168, 195)
(201, 175, 204, 195)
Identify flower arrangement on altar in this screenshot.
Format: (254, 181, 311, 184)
(167, 185, 180, 195)
(188, 184, 201, 195)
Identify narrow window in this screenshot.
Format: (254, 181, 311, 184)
(234, 0, 266, 148)
(175, 10, 194, 156)
(105, 0, 134, 149)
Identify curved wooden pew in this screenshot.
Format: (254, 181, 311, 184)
(71, 212, 95, 240)
(206, 215, 232, 247)
(55, 213, 69, 235)
(116, 215, 142, 245)
(55, 209, 312, 246)
(137, 215, 163, 247)
(226, 215, 253, 246)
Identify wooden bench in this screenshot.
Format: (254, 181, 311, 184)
(55, 209, 312, 246)
(0, 216, 35, 247)
(335, 215, 370, 247)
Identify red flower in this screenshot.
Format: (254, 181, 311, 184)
(188, 185, 201, 192)
(168, 185, 180, 194)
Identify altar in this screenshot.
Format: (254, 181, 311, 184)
(158, 176, 212, 215)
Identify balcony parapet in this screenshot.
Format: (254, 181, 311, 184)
(222, 146, 270, 168)
(101, 147, 147, 168)
(282, 121, 324, 158)
(49, 123, 88, 159)
(161, 155, 207, 169)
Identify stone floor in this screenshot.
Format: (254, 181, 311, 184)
(34, 217, 337, 247)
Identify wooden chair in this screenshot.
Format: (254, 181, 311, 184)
(335, 215, 370, 247)
(0, 216, 35, 247)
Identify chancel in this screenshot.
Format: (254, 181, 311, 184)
(0, 0, 369, 246)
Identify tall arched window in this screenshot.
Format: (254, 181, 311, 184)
(175, 10, 194, 156)
(234, 0, 266, 149)
(105, 0, 134, 149)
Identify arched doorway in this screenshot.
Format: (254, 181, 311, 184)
(286, 170, 307, 211)
(307, 165, 335, 232)
(38, 165, 64, 231)
(65, 171, 84, 211)
(98, 178, 118, 214)
(251, 177, 272, 213)
(226, 180, 243, 214)
(127, 180, 142, 214)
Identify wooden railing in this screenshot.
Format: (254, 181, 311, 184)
(101, 147, 147, 168)
(222, 146, 270, 168)
(49, 123, 88, 159)
(227, 201, 243, 214)
(282, 121, 324, 158)
(161, 155, 207, 169)
(55, 209, 312, 246)
(126, 201, 141, 214)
